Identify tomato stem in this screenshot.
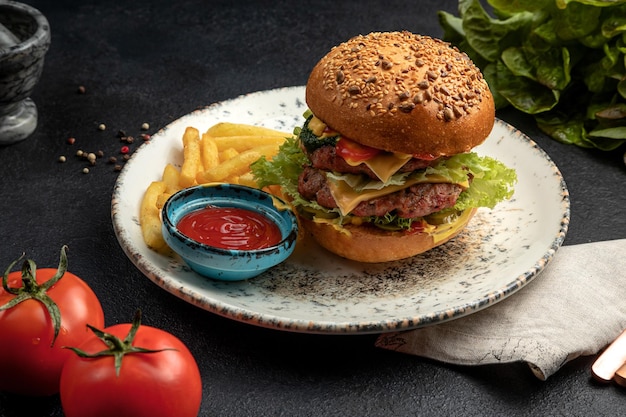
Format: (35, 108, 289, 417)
(2, 253, 25, 295)
(65, 310, 177, 377)
(0, 246, 69, 346)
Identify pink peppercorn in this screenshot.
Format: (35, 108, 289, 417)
(120, 146, 130, 154)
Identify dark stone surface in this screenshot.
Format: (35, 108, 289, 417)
(0, 1, 624, 415)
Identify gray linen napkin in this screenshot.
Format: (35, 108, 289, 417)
(375, 239, 626, 380)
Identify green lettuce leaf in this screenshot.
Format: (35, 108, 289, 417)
(449, 153, 518, 210)
(250, 135, 307, 199)
(438, 0, 626, 150)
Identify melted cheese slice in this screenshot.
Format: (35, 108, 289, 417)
(327, 174, 468, 216)
(344, 152, 413, 183)
(431, 208, 474, 244)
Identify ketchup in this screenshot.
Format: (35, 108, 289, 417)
(177, 206, 281, 250)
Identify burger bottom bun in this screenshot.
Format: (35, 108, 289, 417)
(298, 208, 477, 263)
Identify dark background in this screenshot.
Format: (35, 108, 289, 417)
(1, 1, 625, 415)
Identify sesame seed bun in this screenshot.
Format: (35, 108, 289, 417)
(299, 209, 477, 263)
(305, 31, 495, 157)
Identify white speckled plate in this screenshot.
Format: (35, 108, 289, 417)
(112, 86, 570, 334)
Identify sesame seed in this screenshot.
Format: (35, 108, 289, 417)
(399, 103, 415, 113)
(381, 60, 393, 70)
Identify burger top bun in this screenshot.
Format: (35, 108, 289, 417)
(305, 31, 495, 157)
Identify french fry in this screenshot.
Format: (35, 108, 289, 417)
(238, 172, 258, 188)
(263, 184, 286, 200)
(200, 133, 220, 170)
(205, 122, 289, 138)
(140, 181, 169, 253)
(225, 175, 240, 185)
(211, 135, 287, 152)
(196, 144, 279, 184)
(155, 192, 173, 210)
(219, 147, 239, 162)
(162, 163, 181, 194)
(179, 127, 203, 188)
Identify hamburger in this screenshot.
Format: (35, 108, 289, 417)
(252, 31, 516, 262)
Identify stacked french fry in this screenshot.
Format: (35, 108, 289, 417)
(139, 122, 292, 253)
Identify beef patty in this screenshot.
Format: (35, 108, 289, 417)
(298, 166, 463, 218)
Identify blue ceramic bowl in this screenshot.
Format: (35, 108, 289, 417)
(162, 183, 298, 281)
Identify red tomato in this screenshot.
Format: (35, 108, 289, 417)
(0, 250, 105, 396)
(336, 136, 381, 163)
(60, 313, 202, 417)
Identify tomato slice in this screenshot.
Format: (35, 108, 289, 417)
(336, 136, 381, 163)
(412, 152, 438, 160)
(407, 219, 427, 235)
